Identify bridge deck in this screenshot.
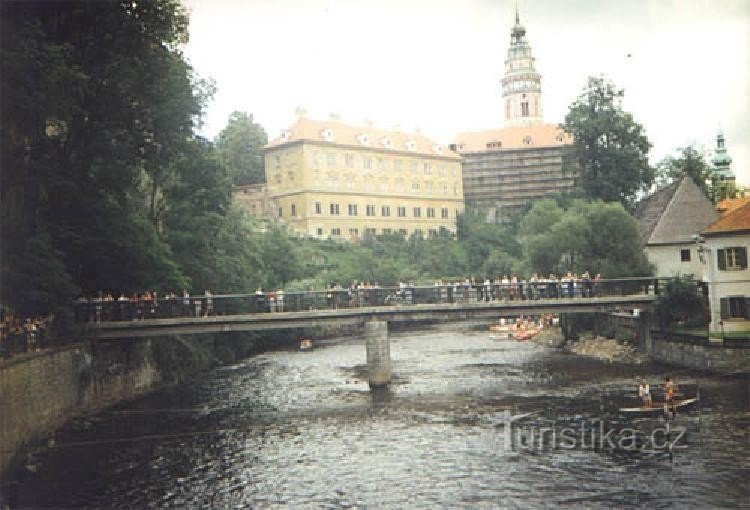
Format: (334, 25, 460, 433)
(87, 295, 656, 339)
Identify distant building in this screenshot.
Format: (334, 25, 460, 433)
(233, 183, 276, 219)
(634, 176, 719, 279)
(701, 201, 750, 335)
(262, 115, 464, 241)
(711, 130, 737, 201)
(454, 9, 575, 217)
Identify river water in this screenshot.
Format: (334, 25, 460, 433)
(9, 325, 750, 508)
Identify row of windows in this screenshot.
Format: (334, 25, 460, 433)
(311, 202, 451, 219)
(279, 203, 455, 219)
(312, 177, 461, 196)
(310, 153, 458, 176)
(679, 247, 750, 268)
(316, 227, 446, 238)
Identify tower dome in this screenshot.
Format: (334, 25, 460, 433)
(712, 130, 734, 179)
(501, 8, 543, 127)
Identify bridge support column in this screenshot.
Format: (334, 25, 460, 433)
(637, 311, 653, 354)
(365, 319, 391, 388)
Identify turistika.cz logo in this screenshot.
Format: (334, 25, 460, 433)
(488, 410, 687, 452)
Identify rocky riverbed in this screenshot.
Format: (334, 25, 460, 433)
(533, 327, 646, 364)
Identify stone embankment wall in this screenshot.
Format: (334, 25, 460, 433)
(0, 325, 351, 482)
(646, 336, 750, 373)
(0, 340, 159, 480)
(600, 312, 750, 373)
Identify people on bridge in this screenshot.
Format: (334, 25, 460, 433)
(71, 269, 651, 325)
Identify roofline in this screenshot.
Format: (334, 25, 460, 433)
(268, 189, 466, 201)
(457, 142, 572, 155)
(263, 138, 462, 161)
(645, 241, 701, 247)
(702, 228, 750, 237)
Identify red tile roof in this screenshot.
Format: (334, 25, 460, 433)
(452, 123, 572, 152)
(266, 116, 460, 159)
(716, 197, 750, 216)
(703, 201, 750, 234)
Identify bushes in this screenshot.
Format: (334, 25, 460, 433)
(654, 277, 707, 330)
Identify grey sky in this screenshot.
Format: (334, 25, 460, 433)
(184, 0, 749, 185)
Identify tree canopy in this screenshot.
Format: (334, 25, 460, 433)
(216, 111, 268, 186)
(655, 145, 716, 200)
(562, 76, 654, 208)
(519, 199, 652, 277)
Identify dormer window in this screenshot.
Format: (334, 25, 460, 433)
(486, 141, 502, 149)
(320, 128, 334, 142)
(523, 136, 532, 145)
(405, 140, 416, 152)
(357, 133, 370, 146)
(555, 133, 564, 143)
(381, 137, 392, 149)
(280, 130, 291, 141)
(432, 144, 443, 154)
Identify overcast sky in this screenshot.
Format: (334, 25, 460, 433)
(183, 0, 749, 186)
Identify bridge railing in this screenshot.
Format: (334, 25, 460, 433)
(74, 277, 680, 323)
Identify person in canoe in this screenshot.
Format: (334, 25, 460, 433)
(664, 376, 677, 403)
(638, 379, 652, 407)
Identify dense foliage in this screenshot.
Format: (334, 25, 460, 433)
(654, 277, 707, 330)
(655, 146, 716, 200)
(562, 76, 654, 208)
(215, 111, 268, 186)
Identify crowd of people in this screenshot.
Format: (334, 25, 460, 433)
(75, 290, 217, 322)
(432, 272, 603, 303)
(0, 312, 50, 358)
(69, 271, 610, 323)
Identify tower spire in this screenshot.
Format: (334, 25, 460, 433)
(501, 9, 543, 126)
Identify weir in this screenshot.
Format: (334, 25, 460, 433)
(365, 319, 391, 388)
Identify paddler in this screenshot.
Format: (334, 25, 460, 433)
(664, 377, 677, 403)
(638, 379, 652, 407)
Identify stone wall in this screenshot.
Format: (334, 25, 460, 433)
(647, 335, 750, 373)
(598, 312, 749, 373)
(0, 340, 159, 480)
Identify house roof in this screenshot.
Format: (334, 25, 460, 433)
(265, 116, 460, 159)
(451, 123, 572, 152)
(703, 201, 750, 235)
(634, 177, 719, 246)
(716, 197, 750, 216)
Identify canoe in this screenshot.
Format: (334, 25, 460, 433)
(619, 397, 698, 413)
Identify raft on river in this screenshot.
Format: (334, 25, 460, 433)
(619, 397, 699, 414)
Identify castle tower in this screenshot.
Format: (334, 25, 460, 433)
(501, 8, 543, 127)
(711, 130, 736, 200)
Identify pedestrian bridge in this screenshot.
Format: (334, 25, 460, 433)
(83, 278, 670, 388)
(86, 294, 657, 340)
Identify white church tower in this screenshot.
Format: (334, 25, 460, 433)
(501, 7, 543, 126)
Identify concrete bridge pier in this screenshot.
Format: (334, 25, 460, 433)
(365, 319, 391, 388)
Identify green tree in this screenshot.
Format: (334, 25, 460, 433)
(562, 76, 654, 208)
(655, 145, 716, 200)
(520, 199, 651, 277)
(654, 277, 707, 330)
(216, 111, 268, 186)
(457, 210, 521, 274)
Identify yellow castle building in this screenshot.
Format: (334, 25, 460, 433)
(262, 115, 464, 241)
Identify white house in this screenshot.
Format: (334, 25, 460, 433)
(700, 201, 750, 335)
(635, 176, 719, 278)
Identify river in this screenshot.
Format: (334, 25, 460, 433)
(8, 325, 749, 508)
